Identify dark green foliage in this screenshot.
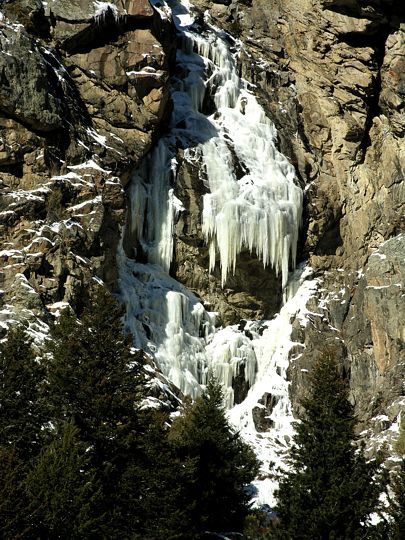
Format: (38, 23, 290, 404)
(0, 289, 261, 538)
(274, 353, 386, 540)
(45, 287, 144, 463)
(388, 459, 405, 540)
(170, 377, 260, 536)
(124, 410, 197, 540)
(244, 508, 274, 539)
(0, 325, 45, 458)
(0, 446, 30, 538)
(24, 422, 104, 539)
(0, 326, 45, 537)
(44, 286, 146, 533)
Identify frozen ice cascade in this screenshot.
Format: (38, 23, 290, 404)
(118, 0, 318, 506)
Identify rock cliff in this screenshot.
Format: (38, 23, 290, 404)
(0, 0, 174, 333)
(0, 0, 404, 456)
(194, 0, 405, 434)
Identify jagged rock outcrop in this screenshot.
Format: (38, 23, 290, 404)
(289, 233, 405, 431)
(202, 0, 404, 262)
(0, 0, 174, 334)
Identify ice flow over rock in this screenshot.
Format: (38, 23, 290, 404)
(118, 0, 313, 504)
(126, 0, 302, 288)
(179, 30, 302, 287)
(119, 0, 304, 402)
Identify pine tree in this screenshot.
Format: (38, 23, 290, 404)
(24, 421, 104, 539)
(0, 446, 30, 538)
(388, 414, 405, 540)
(0, 326, 47, 536)
(43, 286, 146, 534)
(0, 325, 45, 458)
(45, 286, 144, 457)
(274, 352, 386, 539)
(389, 459, 405, 540)
(121, 410, 197, 540)
(169, 377, 259, 536)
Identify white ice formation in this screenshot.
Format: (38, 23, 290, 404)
(178, 31, 302, 287)
(93, 1, 119, 24)
(118, 0, 314, 506)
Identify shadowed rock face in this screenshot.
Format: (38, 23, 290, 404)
(0, 29, 64, 131)
(0, 0, 174, 332)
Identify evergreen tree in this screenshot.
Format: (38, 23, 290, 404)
(395, 411, 405, 455)
(0, 446, 30, 538)
(45, 286, 144, 459)
(169, 377, 259, 536)
(0, 325, 46, 537)
(274, 352, 386, 539)
(388, 415, 405, 540)
(43, 286, 146, 534)
(389, 459, 405, 540)
(0, 325, 45, 458)
(122, 410, 197, 540)
(24, 421, 104, 539)
(243, 507, 274, 540)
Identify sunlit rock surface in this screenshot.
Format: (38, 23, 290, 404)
(0, 0, 404, 508)
(0, 0, 173, 336)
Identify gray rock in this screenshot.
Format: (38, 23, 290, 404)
(0, 28, 63, 131)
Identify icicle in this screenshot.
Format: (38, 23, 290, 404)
(119, 0, 304, 414)
(206, 326, 258, 409)
(128, 139, 177, 272)
(155, 289, 216, 398)
(177, 23, 302, 287)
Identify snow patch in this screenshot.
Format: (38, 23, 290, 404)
(68, 159, 110, 173)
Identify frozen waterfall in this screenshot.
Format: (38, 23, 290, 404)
(118, 0, 315, 506)
(175, 13, 303, 287)
(119, 0, 305, 407)
(128, 140, 179, 273)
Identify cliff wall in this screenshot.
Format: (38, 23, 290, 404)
(0, 0, 174, 330)
(0, 0, 404, 445)
(189, 0, 405, 433)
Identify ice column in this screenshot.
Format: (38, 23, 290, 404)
(180, 27, 302, 288)
(129, 140, 177, 273)
(119, 0, 304, 408)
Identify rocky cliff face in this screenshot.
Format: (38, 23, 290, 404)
(0, 0, 404, 453)
(0, 0, 174, 333)
(193, 0, 404, 435)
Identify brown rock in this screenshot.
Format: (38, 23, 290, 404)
(173, 155, 283, 325)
